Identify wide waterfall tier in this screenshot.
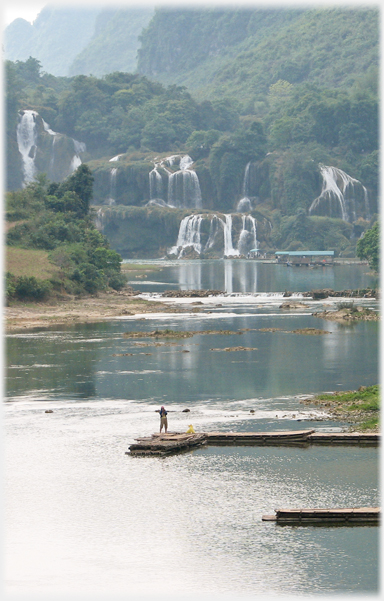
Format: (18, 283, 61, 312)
(309, 164, 370, 222)
(169, 213, 258, 259)
(147, 154, 202, 209)
(16, 109, 86, 185)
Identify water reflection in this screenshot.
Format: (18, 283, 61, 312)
(126, 259, 376, 294)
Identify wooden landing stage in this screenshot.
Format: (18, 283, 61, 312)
(127, 432, 207, 456)
(127, 430, 380, 456)
(262, 507, 380, 525)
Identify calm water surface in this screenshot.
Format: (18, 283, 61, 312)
(125, 259, 377, 293)
(5, 261, 379, 598)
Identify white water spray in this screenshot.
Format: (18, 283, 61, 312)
(309, 164, 368, 222)
(17, 110, 38, 185)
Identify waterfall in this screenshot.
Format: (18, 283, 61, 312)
(223, 214, 239, 257)
(363, 187, 371, 220)
(237, 162, 253, 212)
(309, 164, 368, 222)
(179, 155, 193, 170)
(169, 212, 258, 259)
(108, 168, 117, 205)
(70, 139, 86, 173)
(166, 154, 202, 209)
(17, 110, 38, 185)
(149, 166, 164, 201)
(204, 215, 222, 252)
(237, 215, 257, 256)
(43, 115, 85, 176)
(168, 214, 203, 258)
(95, 208, 105, 231)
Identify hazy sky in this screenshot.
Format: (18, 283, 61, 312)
(2, 0, 374, 28)
(3, 2, 46, 26)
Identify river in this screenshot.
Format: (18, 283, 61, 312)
(4, 260, 379, 598)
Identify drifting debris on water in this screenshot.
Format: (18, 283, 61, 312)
(291, 328, 331, 335)
(210, 346, 258, 352)
(123, 329, 244, 339)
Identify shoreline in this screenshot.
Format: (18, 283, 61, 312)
(301, 386, 379, 433)
(5, 290, 188, 332)
(5, 286, 379, 332)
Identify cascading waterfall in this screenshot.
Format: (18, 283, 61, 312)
(107, 155, 121, 205)
(167, 155, 202, 209)
(237, 162, 253, 212)
(108, 168, 117, 205)
(42, 118, 59, 176)
(17, 109, 86, 184)
(169, 214, 203, 257)
(17, 110, 38, 185)
(149, 165, 164, 201)
(237, 215, 257, 256)
(70, 139, 86, 172)
(363, 188, 371, 220)
(204, 215, 222, 252)
(222, 214, 238, 257)
(309, 164, 369, 222)
(169, 213, 258, 258)
(41, 115, 85, 175)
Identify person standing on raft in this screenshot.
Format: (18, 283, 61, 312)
(159, 406, 168, 433)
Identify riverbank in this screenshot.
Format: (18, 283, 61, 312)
(5, 289, 189, 332)
(301, 385, 380, 432)
(5, 284, 379, 332)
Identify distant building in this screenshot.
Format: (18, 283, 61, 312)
(275, 251, 334, 265)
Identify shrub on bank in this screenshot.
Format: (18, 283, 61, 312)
(6, 273, 52, 301)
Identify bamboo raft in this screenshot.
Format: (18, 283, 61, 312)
(262, 507, 380, 525)
(308, 432, 379, 445)
(204, 429, 315, 445)
(127, 432, 207, 456)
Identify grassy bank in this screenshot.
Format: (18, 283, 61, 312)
(304, 385, 380, 431)
(6, 247, 60, 279)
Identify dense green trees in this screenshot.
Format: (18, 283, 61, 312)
(356, 221, 379, 272)
(6, 64, 241, 158)
(6, 168, 125, 301)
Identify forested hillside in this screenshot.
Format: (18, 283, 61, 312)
(5, 6, 379, 262)
(137, 7, 378, 106)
